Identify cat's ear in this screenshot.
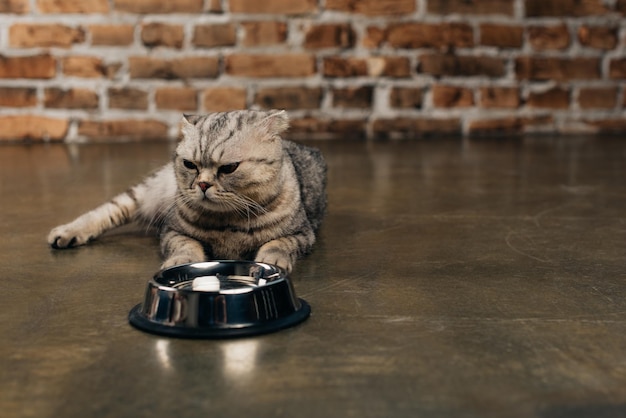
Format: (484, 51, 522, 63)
(183, 114, 204, 125)
(180, 114, 199, 139)
(258, 110, 289, 137)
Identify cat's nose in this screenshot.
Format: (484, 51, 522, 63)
(198, 182, 211, 192)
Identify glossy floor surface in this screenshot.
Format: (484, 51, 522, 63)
(1, 137, 626, 418)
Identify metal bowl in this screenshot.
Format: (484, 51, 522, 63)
(128, 261, 310, 338)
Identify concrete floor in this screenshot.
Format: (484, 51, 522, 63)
(1, 137, 626, 418)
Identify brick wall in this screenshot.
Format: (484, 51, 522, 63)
(1, 0, 625, 141)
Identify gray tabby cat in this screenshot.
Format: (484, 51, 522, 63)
(48, 110, 326, 273)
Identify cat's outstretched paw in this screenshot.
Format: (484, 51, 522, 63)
(47, 225, 94, 249)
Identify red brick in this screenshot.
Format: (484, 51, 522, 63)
(90, 25, 134, 46)
(390, 87, 423, 109)
(288, 118, 367, 139)
(114, 0, 203, 13)
(0, 0, 29, 13)
(528, 24, 570, 51)
(254, 87, 322, 110)
(372, 117, 462, 139)
(0, 87, 37, 107)
(9, 24, 85, 48)
(432, 85, 474, 108)
(181, 57, 221, 79)
(578, 87, 616, 109)
(386, 23, 474, 49)
(226, 54, 315, 78)
(78, 119, 169, 140)
(108, 88, 149, 110)
(480, 24, 524, 48)
(241, 22, 287, 47)
(468, 117, 522, 136)
(230, 0, 317, 14)
(479, 87, 519, 109)
(105, 63, 123, 79)
(584, 119, 626, 134)
(62, 56, 106, 78)
(333, 86, 373, 108)
(323, 57, 367, 77)
(142, 23, 184, 48)
(363, 27, 385, 48)
(37, 0, 109, 13)
(203, 87, 247, 112)
(155, 87, 198, 111)
(468, 115, 554, 136)
(525, 0, 609, 17)
(326, 0, 415, 16)
(205, 0, 222, 12)
(608, 58, 626, 79)
(527, 87, 570, 109)
(0, 115, 69, 141)
(129, 56, 219, 79)
(578, 26, 618, 50)
(516, 57, 601, 81)
(428, 0, 514, 15)
(44, 88, 99, 109)
(0, 54, 56, 79)
(304, 24, 355, 49)
(193, 24, 237, 48)
(420, 54, 505, 77)
(368, 56, 411, 78)
(324, 56, 411, 78)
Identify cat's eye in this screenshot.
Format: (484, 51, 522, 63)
(183, 159, 197, 170)
(218, 162, 239, 175)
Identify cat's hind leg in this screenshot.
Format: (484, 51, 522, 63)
(48, 190, 139, 249)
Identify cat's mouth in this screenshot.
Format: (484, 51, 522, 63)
(198, 192, 220, 205)
(197, 185, 218, 201)
(196, 190, 232, 212)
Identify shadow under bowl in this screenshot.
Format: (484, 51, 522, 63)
(128, 261, 310, 338)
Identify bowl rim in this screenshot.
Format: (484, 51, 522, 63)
(151, 260, 288, 294)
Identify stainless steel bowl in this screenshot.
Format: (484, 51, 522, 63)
(128, 261, 310, 338)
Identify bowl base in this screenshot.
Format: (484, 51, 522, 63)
(128, 299, 311, 339)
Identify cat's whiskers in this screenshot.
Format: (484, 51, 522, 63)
(145, 196, 176, 231)
(146, 193, 195, 231)
(212, 191, 267, 232)
(230, 192, 268, 217)
(220, 198, 247, 218)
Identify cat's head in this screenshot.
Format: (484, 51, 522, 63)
(174, 110, 290, 212)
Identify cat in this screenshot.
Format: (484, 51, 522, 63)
(47, 110, 327, 273)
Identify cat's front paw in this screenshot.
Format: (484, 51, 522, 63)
(161, 255, 202, 270)
(255, 247, 294, 273)
(47, 224, 94, 249)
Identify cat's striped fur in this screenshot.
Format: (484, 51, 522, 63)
(48, 110, 327, 272)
